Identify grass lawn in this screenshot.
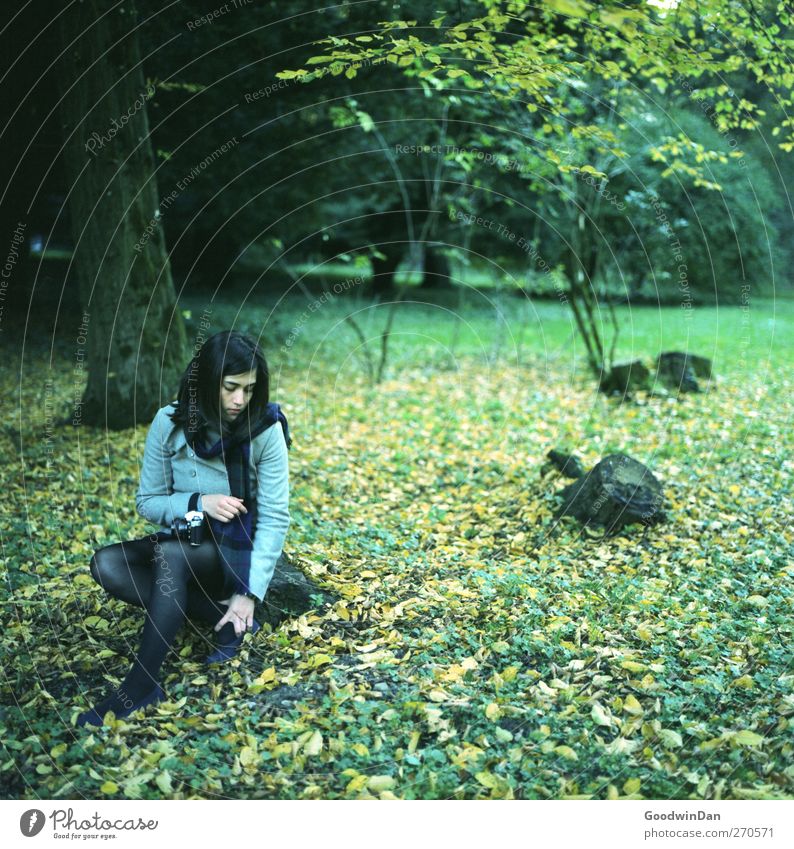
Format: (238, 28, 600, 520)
(1, 290, 791, 799)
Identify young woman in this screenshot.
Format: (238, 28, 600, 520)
(76, 331, 291, 727)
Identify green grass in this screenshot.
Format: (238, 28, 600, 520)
(186, 284, 793, 381)
(2, 283, 792, 801)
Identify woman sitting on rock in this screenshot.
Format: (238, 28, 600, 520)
(77, 330, 290, 727)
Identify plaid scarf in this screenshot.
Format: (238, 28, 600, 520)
(192, 402, 291, 597)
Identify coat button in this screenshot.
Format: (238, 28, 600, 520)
(189, 451, 194, 458)
(191, 470, 196, 476)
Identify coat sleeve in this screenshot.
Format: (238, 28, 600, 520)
(247, 420, 291, 601)
(135, 408, 196, 527)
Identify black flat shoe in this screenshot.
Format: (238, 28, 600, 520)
(76, 684, 165, 728)
(204, 619, 261, 664)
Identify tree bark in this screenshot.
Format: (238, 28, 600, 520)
(369, 246, 401, 296)
(419, 246, 453, 288)
(57, 0, 187, 429)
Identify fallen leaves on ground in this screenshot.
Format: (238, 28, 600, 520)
(1, 345, 792, 801)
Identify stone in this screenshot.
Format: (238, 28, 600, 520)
(655, 352, 713, 393)
(258, 552, 335, 628)
(600, 360, 651, 395)
(556, 453, 667, 533)
(546, 449, 585, 479)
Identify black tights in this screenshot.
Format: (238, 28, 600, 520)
(87, 532, 236, 710)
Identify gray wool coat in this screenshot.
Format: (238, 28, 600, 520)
(135, 403, 290, 601)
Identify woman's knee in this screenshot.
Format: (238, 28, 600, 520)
(89, 539, 152, 594)
(89, 546, 121, 591)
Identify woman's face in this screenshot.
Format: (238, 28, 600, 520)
(220, 369, 257, 423)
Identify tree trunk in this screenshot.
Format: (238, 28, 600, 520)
(369, 246, 401, 296)
(57, 0, 187, 429)
(419, 246, 453, 288)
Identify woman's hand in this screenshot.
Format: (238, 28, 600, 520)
(201, 493, 248, 523)
(215, 594, 256, 637)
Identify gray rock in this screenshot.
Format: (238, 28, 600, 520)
(600, 360, 651, 395)
(556, 453, 667, 533)
(655, 352, 712, 393)
(546, 449, 585, 479)
(257, 552, 335, 628)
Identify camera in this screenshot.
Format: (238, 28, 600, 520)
(171, 510, 205, 546)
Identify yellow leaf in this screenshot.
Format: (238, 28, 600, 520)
(428, 689, 449, 702)
(501, 666, 519, 682)
(475, 770, 498, 788)
(367, 775, 395, 792)
(623, 777, 641, 795)
(746, 595, 768, 608)
(591, 701, 613, 727)
(731, 730, 764, 747)
(491, 641, 510, 653)
(304, 731, 323, 756)
(240, 746, 257, 766)
(732, 675, 755, 689)
(452, 744, 485, 768)
(346, 774, 369, 793)
(100, 781, 119, 794)
(658, 729, 683, 749)
(485, 702, 501, 720)
(621, 660, 646, 673)
(623, 695, 643, 715)
(407, 731, 421, 754)
(607, 784, 619, 800)
(554, 745, 578, 761)
(441, 664, 466, 682)
(603, 736, 640, 756)
(155, 771, 172, 793)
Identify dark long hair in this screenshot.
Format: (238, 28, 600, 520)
(168, 330, 271, 448)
